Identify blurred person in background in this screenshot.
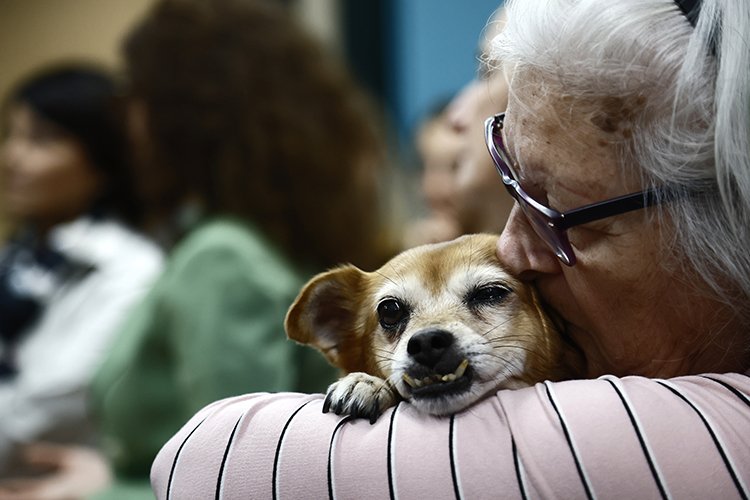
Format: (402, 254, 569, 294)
(402, 98, 463, 248)
(0, 66, 163, 475)
(403, 5, 513, 248)
(0, 0, 397, 498)
(444, 72, 513, 236)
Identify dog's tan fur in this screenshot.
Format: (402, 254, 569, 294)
(286, 233, 583, 422)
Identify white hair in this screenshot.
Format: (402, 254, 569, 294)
(491, 0, 750, 319)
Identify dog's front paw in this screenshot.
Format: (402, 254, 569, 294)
(323, 373, 398, 424)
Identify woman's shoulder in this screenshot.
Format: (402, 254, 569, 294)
(175, 217, 268, 252)
(172, 218, 286, 264)
(167, 217, 305, 289)
(152, 373, 750, 500)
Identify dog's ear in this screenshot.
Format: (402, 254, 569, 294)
(285, 265, 368, 372)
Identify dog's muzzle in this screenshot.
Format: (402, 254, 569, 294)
(401, 329, 471, 397)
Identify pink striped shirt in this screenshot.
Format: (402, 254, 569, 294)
(151, 371, 750, 499)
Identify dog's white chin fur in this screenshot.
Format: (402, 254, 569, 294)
(398, 382, 498, 416)
(405, 390, 488, 416)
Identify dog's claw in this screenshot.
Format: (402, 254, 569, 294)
(322, 373, 397, 423)
(348, 401, 380, 425)
(368, 411, 379, 425)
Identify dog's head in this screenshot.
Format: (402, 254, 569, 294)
(286, 233, 579, 415)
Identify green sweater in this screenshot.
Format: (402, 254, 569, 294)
(90, 218, 337, 499)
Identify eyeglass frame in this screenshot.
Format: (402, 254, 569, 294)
(484, 112, 678, 266)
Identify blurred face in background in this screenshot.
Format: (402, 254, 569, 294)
(439, 6, 513, 236)
(447, 72, 513, 235)
(412, 114, 463, 243)
(1, 103, 103, 232)
(404, 6, 511, 248)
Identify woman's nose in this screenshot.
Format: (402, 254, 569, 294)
(496, 203, 562, 280)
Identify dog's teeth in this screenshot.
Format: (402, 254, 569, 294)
(405, 360, 470, 390)
(454, 360, 469, 379)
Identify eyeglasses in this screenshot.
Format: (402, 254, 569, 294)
(484, 112, 674, 266)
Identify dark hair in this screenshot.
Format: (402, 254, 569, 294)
(4, 65, 142, 225)
(123, 0, 395, 270)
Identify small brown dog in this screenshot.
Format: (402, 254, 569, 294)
(286, 233, 582, 423)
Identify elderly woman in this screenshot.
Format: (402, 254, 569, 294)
(148, 0, 750, 498)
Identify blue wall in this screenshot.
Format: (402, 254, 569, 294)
(385, 0, 503, 143)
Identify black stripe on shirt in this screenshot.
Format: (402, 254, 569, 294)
(449, 414, 462, 500)
(272, 400, 314, 500)
(658, 381, 749, 500)
(215, 414, 243, 500)
(327, 415, 353, 500)
(544, 382, 594, 500)
(703, 376, 750, 410)
(605, 379, 669, 500)
(512, 436, 528, 500)
(166, 416, 207, 500)
(387, 402, 400, 500)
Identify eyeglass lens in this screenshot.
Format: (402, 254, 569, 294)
(488, 114, 577, 266)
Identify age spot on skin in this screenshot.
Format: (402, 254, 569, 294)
(590, 95, 647, 135)
(591, 114, 620, 133)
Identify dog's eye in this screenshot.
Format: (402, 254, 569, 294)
(467, 284, 511, 307)
(377, 298, 406, 329)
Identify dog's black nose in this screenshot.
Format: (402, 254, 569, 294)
(407, 329, 454, 369)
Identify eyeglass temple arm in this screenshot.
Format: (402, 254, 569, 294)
(556, 187, 672, 231)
